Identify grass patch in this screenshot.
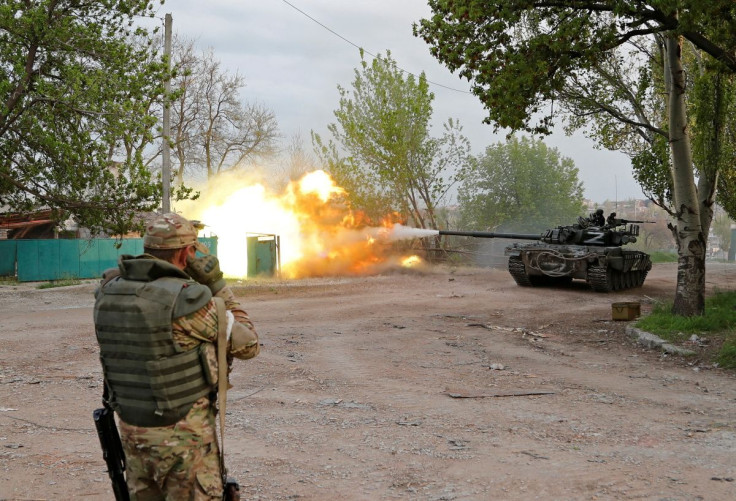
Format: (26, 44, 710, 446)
(716, 342, 736, 369)
(0, 275, 18, 285)
(635, 290, 736, 368)
(648, 251, 678, 263)
(36, 277, 82, 289)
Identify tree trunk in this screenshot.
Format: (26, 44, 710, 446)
(666, 35, 706, 316)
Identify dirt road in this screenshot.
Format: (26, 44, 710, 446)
(1, 263, 735, 500)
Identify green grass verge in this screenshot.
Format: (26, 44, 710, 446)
(648, 251, 678, 263)
(635, 290, 736, 368)
(717, 342, 736, 369)
(36, 278, 82, 289)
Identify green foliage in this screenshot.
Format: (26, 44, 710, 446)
(457, 136, 584, 232)
(710, 209, 733, 257)
(698, 71, 736, 221)
(636, 290, 736, 367)
(647, 251, 679, 263)
(416, 2, 736, 219)
(641, 290, 736, 336)
(312, 51, 472, 228)
(716, 342, 736, 369)
(631, 135, 672, 207)
(416, 1, 736, 134)
(0, 1, 171, 235)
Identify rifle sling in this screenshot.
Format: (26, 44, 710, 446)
(214, 297, 229, 484)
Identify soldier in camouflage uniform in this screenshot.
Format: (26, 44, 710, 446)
(94, 213, 259, 500)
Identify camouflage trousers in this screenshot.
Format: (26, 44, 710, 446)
(119, 399, 223, 501)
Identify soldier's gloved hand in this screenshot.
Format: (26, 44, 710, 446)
(185, 254, 226, 294)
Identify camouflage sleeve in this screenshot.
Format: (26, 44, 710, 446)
(172, 300, 218, 351)
(215, 286, 259, 360)
(173, 286, 259, 360)
(214, 286, 256, 331)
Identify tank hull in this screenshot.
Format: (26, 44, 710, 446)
(504, 242, 652, 292)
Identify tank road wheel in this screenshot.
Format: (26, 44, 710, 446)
(632, 270, 648, 288)
(588, 265, 613, 292)
(610, 271, 620, 291)
(617, 271, 626, 291)
(629, 271, 639, 289)
(507, 256, 533, 287)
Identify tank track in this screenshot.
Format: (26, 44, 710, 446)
(507, 255, 533, 286)
(588, 265, 648, 292)
(588, 265, 612, 292)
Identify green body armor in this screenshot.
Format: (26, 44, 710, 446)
(94, 256, 213, 427)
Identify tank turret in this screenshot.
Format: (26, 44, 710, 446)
(439, 215, 652, 292)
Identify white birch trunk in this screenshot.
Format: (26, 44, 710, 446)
(665, 35, 706, 316)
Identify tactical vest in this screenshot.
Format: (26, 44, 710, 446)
(94, 257, 214, 427)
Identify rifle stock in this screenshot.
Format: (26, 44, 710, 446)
(223, 476, 241, 500)
(93, 406, 130, 501)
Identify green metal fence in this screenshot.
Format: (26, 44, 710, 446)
(0, 240, 17, 276)
(6, 237, 217, 282)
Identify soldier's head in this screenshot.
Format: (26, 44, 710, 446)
(143, 213, 208, 268)
(596, 209, 604, 216)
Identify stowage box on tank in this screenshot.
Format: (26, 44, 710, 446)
(439, 214, 653, 292)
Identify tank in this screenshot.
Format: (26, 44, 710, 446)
(439, 215, 652, 292)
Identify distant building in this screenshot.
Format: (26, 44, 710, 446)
(0, 209, 61, 239)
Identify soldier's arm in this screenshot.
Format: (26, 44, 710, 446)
(214, 286, 260, 360)
(173, 290, 259, 360)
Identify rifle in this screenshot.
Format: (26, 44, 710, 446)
(223, 476, 241, 500)
(93, 405, 130, 501)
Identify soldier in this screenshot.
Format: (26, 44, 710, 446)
(590, 208, 605, 226)
(607, 212, 619, 227)
(93, 213, 259, 500)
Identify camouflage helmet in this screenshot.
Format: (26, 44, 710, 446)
(143, 213, 209, 254)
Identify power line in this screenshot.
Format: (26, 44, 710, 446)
(281, 0, 472, 95)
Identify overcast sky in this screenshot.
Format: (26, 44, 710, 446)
(160, 0, 643, 203)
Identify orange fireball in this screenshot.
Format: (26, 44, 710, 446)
(176, 170, 433, 279)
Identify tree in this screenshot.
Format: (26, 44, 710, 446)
(312, 50, 472, 229)
(458, 137, 584, 232)
(0, 0, 169, 235)
(168, 44, 279, 182)
(710, 208, 733, 258)
(415, 1, 736, 316)
(276, 132, 319, 190)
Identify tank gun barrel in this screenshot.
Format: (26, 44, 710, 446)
(438, 230, 541, 240)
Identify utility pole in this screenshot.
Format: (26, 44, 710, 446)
(161, 13, 172, 213)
